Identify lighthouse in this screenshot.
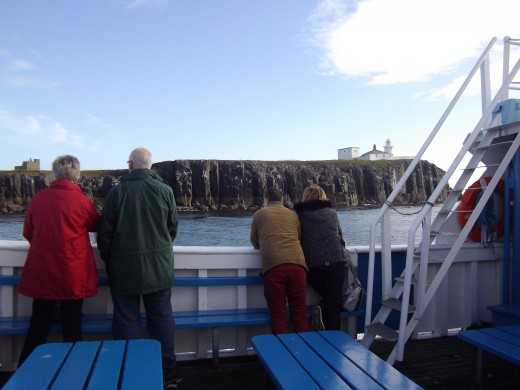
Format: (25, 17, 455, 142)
(384, 139, 394, 157)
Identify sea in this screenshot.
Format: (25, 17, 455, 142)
(0, 205, 442, 247)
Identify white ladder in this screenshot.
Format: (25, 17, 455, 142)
(360, 36, 520, 364)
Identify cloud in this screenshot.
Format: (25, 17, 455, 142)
(305, 0, 520, 90)
(8, 59, 33, 72)
(113, 0, 168, 9)
(2, 75, 57, 88)
(0, 110, 95, 151)
(0, 50, 56, 88)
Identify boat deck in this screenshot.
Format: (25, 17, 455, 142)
(174, 335, 518, 389)
(0, 334, 517, 389)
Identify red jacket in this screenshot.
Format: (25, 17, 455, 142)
(19, 179, 100, 299)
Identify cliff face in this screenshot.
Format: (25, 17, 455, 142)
(0, 159, 448, 214)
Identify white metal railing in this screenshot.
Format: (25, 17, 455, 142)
(365, 36, 520, 363)
(364, 37, 520, 363)
(0, 242, 504, 370)
(365, 36, 499, 327)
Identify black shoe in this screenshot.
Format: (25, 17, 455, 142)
(311, 305, 325, 331)
(163, 370, 182, 389)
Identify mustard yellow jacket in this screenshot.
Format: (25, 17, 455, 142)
(250, 201, 307, 275)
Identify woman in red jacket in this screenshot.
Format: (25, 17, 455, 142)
(18, 155, 100, 365)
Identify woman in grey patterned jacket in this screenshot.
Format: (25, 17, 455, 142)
(294, 185, 346, 330)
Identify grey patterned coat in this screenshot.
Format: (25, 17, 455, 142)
(293, 200, 346, 268)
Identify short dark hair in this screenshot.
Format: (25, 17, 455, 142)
(264, 187, 282, 202)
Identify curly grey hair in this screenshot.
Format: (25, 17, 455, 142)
(52, 155, 81, 183)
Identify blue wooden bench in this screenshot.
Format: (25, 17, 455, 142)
(458, 324, 520, 388)
(0, 275, 364, 366)
(487, 303, 520, 326)
(2, 339, 162, 389)
(252, 330, 422, 389)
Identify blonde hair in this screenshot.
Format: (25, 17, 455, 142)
(302, 185, 328, 202)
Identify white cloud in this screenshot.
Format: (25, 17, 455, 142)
(306, 0, 520, 90)
(0, 110, 93, 151)
(2, 75, 57, 88)
(8, 59, 33, 72)
(113, 0, 168, 9)
(0, 49, 56, 88)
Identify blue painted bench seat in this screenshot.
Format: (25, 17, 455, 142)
(458, 324, 520, 388)
(0, 307, 363, 333)
(0, 275, 364, 366)
(3, 339, 162, 390)
(487, 303, 520, 326)
(252, 331, 422, 389)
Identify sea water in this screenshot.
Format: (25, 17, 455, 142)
(0, 205, 441, 247)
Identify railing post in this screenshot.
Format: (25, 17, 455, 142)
(480, 54, 492, 127)
(381, 211, 392, 299)
(503, 36, 511, 100)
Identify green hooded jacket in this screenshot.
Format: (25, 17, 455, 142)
(97, 169, 178, 295)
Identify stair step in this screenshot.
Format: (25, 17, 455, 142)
(395, 276, 431, 288)
(365, 322, 399, 341)
(381, 298, 416, 312)
(463, 163, 500, 170)
(430, 230, 459, 236)
(413, 253, 446, 261)
(476, 140, 513, 150)
(445, 189, 463, 194)
(395, 276, 419, 285)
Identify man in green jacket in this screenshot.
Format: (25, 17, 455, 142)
(97, 147, 180, 387)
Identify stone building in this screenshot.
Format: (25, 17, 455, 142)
(14, 158, 40, 172)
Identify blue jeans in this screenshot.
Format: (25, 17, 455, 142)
(112, 288, 176, 370)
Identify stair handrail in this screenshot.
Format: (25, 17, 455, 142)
(411, 52, 520, 309)
(388, 44, 520, 363)
(365, 37, 498, 327)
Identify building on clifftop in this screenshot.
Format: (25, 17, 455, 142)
(14, 158, 40, 172)
(337, 139, 413, 161)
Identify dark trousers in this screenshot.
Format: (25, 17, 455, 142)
(263, 263, 309, 334)
(19, 298, 83, 365)
(111, 288, 176, 371)
(308, 262, 346, 330)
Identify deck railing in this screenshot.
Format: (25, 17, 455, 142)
(0, 241, 503, 371)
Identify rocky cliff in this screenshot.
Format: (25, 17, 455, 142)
(0, 159, 448, 214)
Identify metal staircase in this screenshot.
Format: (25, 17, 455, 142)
(360, 36, 520, 364)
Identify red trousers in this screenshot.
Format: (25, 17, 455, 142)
(263, 263, 309, 334)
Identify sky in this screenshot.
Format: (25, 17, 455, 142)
(1, 0, 520, 177)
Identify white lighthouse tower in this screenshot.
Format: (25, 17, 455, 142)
(384, 139, 394, 157)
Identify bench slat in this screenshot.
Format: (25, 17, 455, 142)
(459, 328, 520, 365)
(296, 332, 383, 390)
(174, 276, 263, 286)
(0, 306, 363, 334)
(2, 342, 73, 390)
(121, 339, 163, 390)
(277, 333, 354, 389)
(87, 340, 126, 390)
(52, 341, 101, 389)
(0, 275, 263, 287)
(316, 331, 422, 389)
(251, 334, 321, 390)
(481, 325, 520, 346)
